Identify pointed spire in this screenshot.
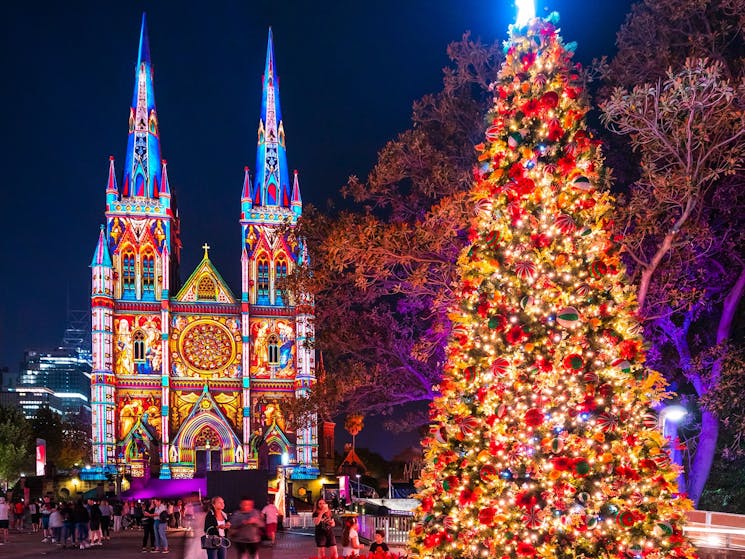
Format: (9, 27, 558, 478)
(241, 166, 252, 205)
(106, 156, 118, 196)
(121, 13, 163, 200)
(252, 28, 291, 209)
(160, 159, 171, 199)
(291, 169, 302, 215)
(91, 225, 113, 268)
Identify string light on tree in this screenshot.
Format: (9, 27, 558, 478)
(408, 4, 697, 559)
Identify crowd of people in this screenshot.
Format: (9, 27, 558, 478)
(0, 495, 195, 550)
(2, 493, 396, 557)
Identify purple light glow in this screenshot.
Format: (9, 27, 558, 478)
(122, 477, 206, 500)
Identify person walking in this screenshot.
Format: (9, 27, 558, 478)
(204, 496, 231, 559)
(312, 498, 337, 559)
(229, 497, 264, 559)
(260, 499, 278, 545)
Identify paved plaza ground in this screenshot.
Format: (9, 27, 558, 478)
(0, 526, 322, 559)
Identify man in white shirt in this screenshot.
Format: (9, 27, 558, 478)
(0, 497, 9, 544)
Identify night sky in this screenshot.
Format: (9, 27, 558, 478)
(2, 0, 633, 458)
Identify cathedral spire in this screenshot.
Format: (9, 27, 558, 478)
(91, 225, 112, 268)
(121, 13, 162, 200)
(252, 28, 291, 209)
(291, 169, 302, 215)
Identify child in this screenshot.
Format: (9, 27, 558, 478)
(369, 529, 389, 555)
(341, 517, 362, 557)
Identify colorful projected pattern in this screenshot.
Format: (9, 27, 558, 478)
(250, 318, 295, 379)
(181, 321, 235, 371)
(170, 316, 241, 378)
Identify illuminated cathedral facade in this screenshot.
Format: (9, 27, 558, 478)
(90, 16, 318, 480)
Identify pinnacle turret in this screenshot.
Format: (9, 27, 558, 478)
(121, 13, 163, 200)
(251, 28, 292, 209)
(91, 225, 112, 268)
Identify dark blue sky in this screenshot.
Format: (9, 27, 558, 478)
(1, 1, 632, 457)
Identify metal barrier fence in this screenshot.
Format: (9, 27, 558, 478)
(357, 514, 413, 545)
(282, 509, 745, 553)
(685, 510, 745, 551)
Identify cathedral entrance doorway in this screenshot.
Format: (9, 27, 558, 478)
(195, 448, 222, 477)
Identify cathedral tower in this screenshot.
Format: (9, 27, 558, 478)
(240, 29, 317, 472)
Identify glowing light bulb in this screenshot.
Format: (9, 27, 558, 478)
(515, 0, 536, 27)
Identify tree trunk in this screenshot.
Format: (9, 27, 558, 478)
(687, 409, 719, 506)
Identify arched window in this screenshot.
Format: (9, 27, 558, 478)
(267, 334, 280, 364)
(122, 250, 136, 297)
(197, 275, 216, 301)
(275, 256, 288, 304)
(133, 330, 146, 363)
(257, 256, 270, 304)
(142, 253, 155, 298)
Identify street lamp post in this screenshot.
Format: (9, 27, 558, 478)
(355, 474, 361, 499)
(658, 405, 688, 493)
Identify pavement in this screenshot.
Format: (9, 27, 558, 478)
(0, 524, 408, 559)
(0, 526, 325, 559)
(7, 524, 740, 559)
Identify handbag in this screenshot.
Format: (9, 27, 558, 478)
(201, 526, 231, 550)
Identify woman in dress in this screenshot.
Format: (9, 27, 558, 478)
(312, 498, 337, 559)
(203, 496, 231, 559)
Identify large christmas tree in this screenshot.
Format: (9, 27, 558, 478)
(409, 12, 697, 559)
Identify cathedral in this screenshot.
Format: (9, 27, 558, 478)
(90, 15, 319, 480)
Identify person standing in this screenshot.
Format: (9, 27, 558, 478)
(13, 499, 25, 532)
(72, 500, 90, 549)
(155, 498, 169, 553)
(203, 496, 231, 559)
(141, 499, 157, 552)
(173, 499, 183, 529)
(60, 501, 75, 547)
(41, 497, 53, 542)
(341, 517, 362, 557)
(260, 499, 278, 545)
(28, 500, 39, 533)
(0, 497, 9, 544)
(312, 498, 337, 559)
(369, 530, 389, 555)
(89, 499, 103, 546)
(49, 504, 64, 544)
(99, 499, 112, 540)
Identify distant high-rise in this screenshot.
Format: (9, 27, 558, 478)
(18, 349, 91, 416)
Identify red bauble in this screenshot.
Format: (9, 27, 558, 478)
(524, 408, 544, 427)
(540, 91, 559, 109)
(478, 507, 496, 525)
